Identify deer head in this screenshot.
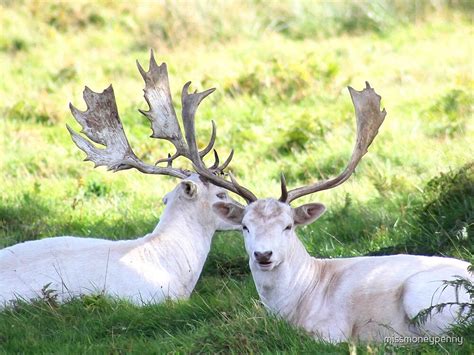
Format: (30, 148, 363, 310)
(210, 83, 387, 271)
(158, 173, 240, 232)
(68, 50, 242, 231)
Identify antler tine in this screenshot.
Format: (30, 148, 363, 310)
(179, 81, 257, 202)
(278, 173, 288, 202)
(210, 149, 220, 170)
(199, 120, 216, 158)
(189, 157, 257, 202)
(285, 82, 386, 204)
(68, 85, 189, 179)
(190, 160, 257, 203)
(217, 149, 234, 172)
(155, 151, 180, 166)
(206, 148, 234, 173)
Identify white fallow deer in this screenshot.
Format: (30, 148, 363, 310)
(200, 83, 472, 342)
(0, 51, 242, 307)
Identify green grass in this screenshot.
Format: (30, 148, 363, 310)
(1, 0, 473, 353)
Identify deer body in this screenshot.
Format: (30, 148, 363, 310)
(256, 254, 470, 342)
(215, 199, 471, 342)
(0, 175, 235, 306)
(245, 201, 471, 341)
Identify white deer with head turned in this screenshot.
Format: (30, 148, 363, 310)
(203, 83, 472, 342)
(0, 51, 240, 306)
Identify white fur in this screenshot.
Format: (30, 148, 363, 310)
(216, 199, 472, 342)
(0, 174, 237, 306)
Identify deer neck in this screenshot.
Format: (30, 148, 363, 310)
(153, 200, 216, 242)
(252, 233, 318, 321)
(138, 201, 216, 294)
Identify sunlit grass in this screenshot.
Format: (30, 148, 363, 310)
(0, 0, 473, 352)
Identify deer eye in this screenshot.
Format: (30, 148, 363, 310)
(284, 224, 292, 231)
(242, 225, 249, 232)
(216, 192, 227, 199)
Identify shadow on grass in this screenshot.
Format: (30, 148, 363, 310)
(0, 193, 158, 248)
(202, 231, 250, 279)
(369, 162, 473, 257)
(0, 193, 52, 246)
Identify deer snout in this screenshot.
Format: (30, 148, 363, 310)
(254, 251, 273, 263)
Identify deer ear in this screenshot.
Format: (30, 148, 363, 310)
(293, 203, 326, 226)
(212, 202, 245, 225)
(181, 181, 198, 199)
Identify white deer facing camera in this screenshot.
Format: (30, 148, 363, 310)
(208, 83, 472, 343)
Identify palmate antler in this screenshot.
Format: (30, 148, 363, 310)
(278, 82, 386, 204)
(67, 50, 244, 186)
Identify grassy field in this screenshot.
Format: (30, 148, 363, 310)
(1, 0, 473, 353)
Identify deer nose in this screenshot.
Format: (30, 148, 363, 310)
(254, 251, 272, 263)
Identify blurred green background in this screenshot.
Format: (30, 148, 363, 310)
(0, 0, 473, 353)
